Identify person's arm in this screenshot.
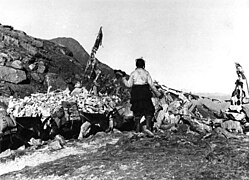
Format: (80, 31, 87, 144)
(147, 73, 162, 98)
(122, 73, 134, 88)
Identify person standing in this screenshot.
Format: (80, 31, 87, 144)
(121, 58, 162, 137)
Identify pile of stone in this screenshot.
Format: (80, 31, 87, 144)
(151, 85, 245, 136)
(6, 88, 121, 119)
(153, 88, 212, 133)
(152, 83, 249, 137)
(215, 103, 249, 135)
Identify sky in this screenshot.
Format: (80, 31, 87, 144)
(1, 0, 249, 95)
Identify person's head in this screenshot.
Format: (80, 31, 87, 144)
(136, 58, 145, 69)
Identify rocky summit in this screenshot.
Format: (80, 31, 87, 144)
(3, 23, 249, 180)
(0, 24, 91, 98)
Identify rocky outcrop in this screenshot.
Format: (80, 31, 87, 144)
(0, 66, 26, 83)
(51, 37, 114, 76)
(0, 24, 86, 97)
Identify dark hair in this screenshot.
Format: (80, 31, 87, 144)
(136, 58, 145, 68)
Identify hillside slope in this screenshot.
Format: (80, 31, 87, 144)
(0, 24, 85, 97)
(51, 37, 114, 75)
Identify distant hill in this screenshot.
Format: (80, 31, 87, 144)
(50, 37, 88, 66)
(51, 37, 114, 76)
(196, 92, 231, 101)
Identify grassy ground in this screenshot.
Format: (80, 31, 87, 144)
(1, 128, 249, 180)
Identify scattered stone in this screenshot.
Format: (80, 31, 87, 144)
(54, 134, 66, 145)
(36, 61, 46, 73)
(113, 128, 122, 134)
(28, 138, 43, 146)
(0, 66, 26, 84)
(48, 140, 63, 150)
(17, 145, 25, 151)
(0, 57, 6, 66)
(0, 149, 13, 158)
(31, 72, 44, 83)
(11, 60, 23, 69)
(31, 39, 43, 48)
(95, 131, 107, 137)
(28, 64, 36, 71)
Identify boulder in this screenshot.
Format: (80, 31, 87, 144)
(29, 63, 36, 71)
(31, 39, 43, 48)
(0, 53, 8, 61)
(221, 120, 243, 133)
(11, 60, 23, 69)
(20, 42, 38, 55)
(0, 66, 26, 84)
(45, 73, 67, 91)
(31, 72, 44, 83)
(36, 61, 46, 73)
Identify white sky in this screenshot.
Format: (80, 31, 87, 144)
(1, 0, 249, 94)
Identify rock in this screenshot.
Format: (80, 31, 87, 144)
(221, 120, 243, 133)
(54, 134, 66, 145)
(0, 66, 26, 84)
(48, 140, 63, 150)
(20, 42, 38, 55)
(36, 61, 46, 73)
(31, 39, 43, 48)
(95, 131, 106, 137)
(29, 63, 36, 71)
(168, 101, 181, 114)
(228, 105, 242, 113)
(113, 128, 122, 134)
(213, 118, 224, 126)
(28, 138, 43, 146)
(9, 52, 21, 60)
(22, 56, 33, 64)
(0, 53, 8, 61)
(78, 121, 91, 140)
(0, 56, 6, 66)
(11, 60, 23, 69)
(17, 145, 26, 151)
(0, 149, 13, 158)
(31, 72, 44, 83)
(2, 25, 13, 30)
(242, 104, 249, 118)
(225, 112, 246, 121)
(215, 127, 240, 139)
(45, 73, 67, 91)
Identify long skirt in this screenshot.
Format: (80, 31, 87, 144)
(130, 84, 155, 116)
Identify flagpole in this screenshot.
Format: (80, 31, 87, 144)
(84, 27, 103, 79)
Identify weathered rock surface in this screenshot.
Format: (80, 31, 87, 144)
(0, 24, 87, 97)
(51, 37, 114, 77)
(0, 66, 26, 83)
